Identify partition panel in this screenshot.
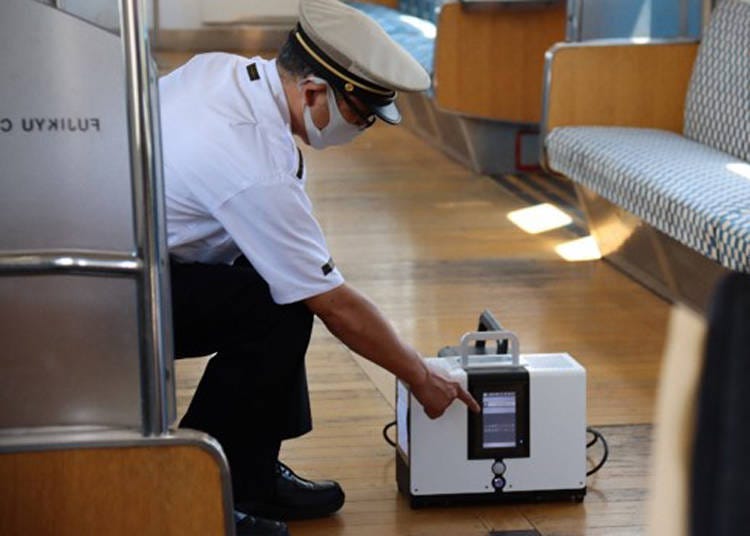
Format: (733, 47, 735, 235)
(0, 0, 174, 434)
(0, 276, 142, 428)
(0, 0, 134, 252)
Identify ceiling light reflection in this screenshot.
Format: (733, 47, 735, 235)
(727, 162, 750, 180)
(398, 14, 437, 39)
(507, 203, 573, 234)
(555, 236, 602, 262)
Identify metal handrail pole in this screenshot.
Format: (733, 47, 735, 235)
(0, 252, 142, 277)
(119, 0, 173, 437)
(152, 0, 161, 51)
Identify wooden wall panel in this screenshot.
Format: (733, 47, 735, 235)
(435, 2, 567, 123)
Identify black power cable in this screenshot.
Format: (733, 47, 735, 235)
(585, 426, 609, 476)
(587, 428, 599, 448)
(382, 419, 397, 447)
(381, 421, 609, 476)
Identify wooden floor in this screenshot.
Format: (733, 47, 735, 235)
(164, 52, 671, 536)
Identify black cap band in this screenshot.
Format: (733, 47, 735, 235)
(289, 25, 396, 110)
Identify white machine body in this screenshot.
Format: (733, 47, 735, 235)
(396, 332, 586, 506)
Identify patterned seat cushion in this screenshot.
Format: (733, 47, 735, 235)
(547, 126, 750, 271)
(347, 1, 436, 76)
(716, 209, 750, 272)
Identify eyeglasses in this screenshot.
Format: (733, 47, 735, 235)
(337, 89, 376, 131)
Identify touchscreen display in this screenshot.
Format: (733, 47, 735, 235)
(467, 369, 529, 459)
(482, 391, 517, 448)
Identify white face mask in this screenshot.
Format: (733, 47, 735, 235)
(301, 77, 363, 150)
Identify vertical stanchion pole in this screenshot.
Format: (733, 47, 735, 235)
(678, 0, 689, 37)
(152, 0, 161, 50)
(120, 0, 173, 436)
(566, 0, 584, 42)
(702, 0, 716, 32)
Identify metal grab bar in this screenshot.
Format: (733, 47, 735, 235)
(0, 251, 142, 277)
(120, 0, 174, 437)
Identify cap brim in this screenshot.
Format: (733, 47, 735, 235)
(373, 101, 401, 125)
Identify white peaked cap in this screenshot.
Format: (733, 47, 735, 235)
(292, 0, 431, 124)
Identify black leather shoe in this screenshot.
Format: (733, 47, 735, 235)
(235, 512, 290, 536)
(237, 461, 345, 521)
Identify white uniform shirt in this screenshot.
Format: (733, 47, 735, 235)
(159, 54, 344, 304)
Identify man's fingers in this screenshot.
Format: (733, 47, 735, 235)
(417, 371, 481, 418)
(426, 404, 445, 419)
(457, 386, 481, 413)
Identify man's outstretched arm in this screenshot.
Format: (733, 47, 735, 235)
(305, 283, 480, 419)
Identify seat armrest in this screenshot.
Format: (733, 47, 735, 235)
(540, 39, 698, 171)
(542, 39, 698, 136)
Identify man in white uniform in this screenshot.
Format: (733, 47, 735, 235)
(159, 1, 479, 534)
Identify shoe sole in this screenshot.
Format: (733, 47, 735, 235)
(239, 491, 345, 521)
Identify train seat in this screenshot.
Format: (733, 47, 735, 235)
(349, 0, 567, 125)
(348, 0, 567, 173)
(0, 429, 234, 536)
(545, 125, 750, 272)
(542, 0, 750, 306)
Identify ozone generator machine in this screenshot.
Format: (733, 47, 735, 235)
(396, 313, 588, 507)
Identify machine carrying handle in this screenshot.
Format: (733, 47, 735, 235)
(475, 309, 509, 355)
(460, 330, 520, 368)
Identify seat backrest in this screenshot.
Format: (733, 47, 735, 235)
(0, 431, 233, 536)
(683, 0, 750, 162)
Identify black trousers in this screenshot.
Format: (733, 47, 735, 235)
(170, 256, 314, 503)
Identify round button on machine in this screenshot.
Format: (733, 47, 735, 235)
(492, 476, 506, 491)
(492, 460, 506, 475)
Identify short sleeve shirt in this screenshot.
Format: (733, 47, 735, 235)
(159, 53, 344, 304)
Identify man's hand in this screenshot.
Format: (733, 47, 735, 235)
(410, 361, 481, 419)
(306, 284, 481, 419)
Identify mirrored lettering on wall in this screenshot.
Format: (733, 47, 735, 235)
(0, 117, 101, 133)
